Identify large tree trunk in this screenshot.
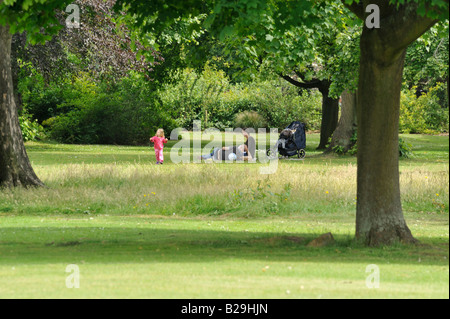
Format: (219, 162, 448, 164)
(327, 90, 357, 153)
(344, 0, 439, 246)
(356, 35, 415, 245)
(0, 24, 44, 188)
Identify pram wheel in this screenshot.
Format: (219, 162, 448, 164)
(266, 148, 278, 159)
(297, 149, 306, 159)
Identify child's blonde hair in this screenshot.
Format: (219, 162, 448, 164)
(156, 128, 165, 137)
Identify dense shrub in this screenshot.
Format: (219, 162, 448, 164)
(247, 81, 322, 130)
(17, 60, 323, 145)
(17, 60, 67, 123)
(234, 111, 267, 129)
(19, 113, 46, 142)
(398, 137, 413, 158)
(18, 59, 448, 147)
(159, 66, 323, 131)
(42, 72, 176, 145)
(400, 82, 449, 134)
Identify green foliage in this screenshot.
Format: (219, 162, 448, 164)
(42, 72, 176, 145)
(348, 143, 358, 156)
(8, 0, 449, 147)
(19, 113, 45, 142)
(159, 67, 323, 130)
(398, 137, 413, 158)
(400, 83, 449, 134)
(17, 61, 322, 146)
(347, 130, 358, 156)
(17, 60, 67, 123)
(344, 0, 449, 21)
(404, 23, 449, 92)
(332, 144, 346, 155)
(0, 0, 73, 44)
(234, 111, 267, 130)
(248, 82, 322, 130)
(158, 66, 231, 129)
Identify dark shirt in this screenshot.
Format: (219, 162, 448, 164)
(245, 136, 256, 158)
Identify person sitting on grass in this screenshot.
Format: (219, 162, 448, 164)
(201, 128, 256, 161)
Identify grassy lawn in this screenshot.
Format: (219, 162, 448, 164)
(0, 133, 448, 298)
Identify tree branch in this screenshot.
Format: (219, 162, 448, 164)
(381, 1, 441, 55)
(355, 0, 447, 62)
(279, 74, 322, 90)
(343, 1, 365, 20)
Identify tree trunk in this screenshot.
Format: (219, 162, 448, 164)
(317, 84, 339, 150)
(327, 90, 357, 153)
(343, 0, 440, 246)
(355, 28, 415, 246)
(0, 24, 44, 188)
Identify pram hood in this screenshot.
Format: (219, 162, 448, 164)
(279, 121, 306, 150)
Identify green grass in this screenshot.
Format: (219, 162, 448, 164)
(0, 133, 448, 298)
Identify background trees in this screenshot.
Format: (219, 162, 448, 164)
(0, 0, 163, 187)
(101, 0, 450, 245)
(1, 0, 449, 246)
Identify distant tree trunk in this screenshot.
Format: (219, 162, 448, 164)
(327, 90, 357, 153)
(317, 81, 339, 150)
(0, 24, 44, 188)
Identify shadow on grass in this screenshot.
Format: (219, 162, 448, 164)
(0, 226, 447, 266)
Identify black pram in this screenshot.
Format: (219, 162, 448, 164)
(267, 121, 306, 159)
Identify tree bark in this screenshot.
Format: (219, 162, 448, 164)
(342, 0, 442, 246)
(0, 24, 44, 188)
(327, 90, 357, 153)
(350, 0, 439, 246)
(317, 82, 339, 150)
(356, 34, 415, 245)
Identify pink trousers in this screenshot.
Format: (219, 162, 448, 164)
(155, 148, 164, 163)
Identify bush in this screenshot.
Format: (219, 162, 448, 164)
(17, 60, 67, 123)
(44, 72, 177, 145)
(19, 113, 46, 142)
(400, 82, 449, 134)
(398, 137, 413, 158)
(159, 67, 323, 131)
(249, 82, 322, 130)
(234, 111, 267, 129)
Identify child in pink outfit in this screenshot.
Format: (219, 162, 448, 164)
(150, 128, 168, 164)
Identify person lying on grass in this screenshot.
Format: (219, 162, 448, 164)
(201, 129, 256, 161)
